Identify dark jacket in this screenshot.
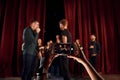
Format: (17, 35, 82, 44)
(23, 27, 38, 55)
(88, 41, 100, 54)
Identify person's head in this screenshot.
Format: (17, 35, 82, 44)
(49, 40, 53, 44)
(59, 19, 68, 30)
(30, 20, 39, 30)
(38, 39, 42, 46)
(90, 35, 96, 41)
(62, 35, 67, 43)
(47, 41, 50, 46)
(56, 35, 59, 39)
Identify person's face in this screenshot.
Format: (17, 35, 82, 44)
(31, 22, 39, 30)
(90, 35, 96, 41)
(59, 24, 64, 30)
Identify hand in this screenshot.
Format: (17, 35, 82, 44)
(91, 53, 97, 56)
(80, 47, 83, 50)
(90, 45, 94, 49)
(36, 27, 41, 33)
(39, 46, 44, 50)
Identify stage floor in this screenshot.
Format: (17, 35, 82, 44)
(0, 74, 120, 80)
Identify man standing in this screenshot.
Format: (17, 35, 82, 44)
(59, 19, 72, 43)
(22, 20, 40, 80)
(88, 35, 100, 69)
(58, 19, 71, 80)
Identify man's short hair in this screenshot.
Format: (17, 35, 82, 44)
(91, 34, 96, 37)
(59, 19, 68, 26)
(30, 19, 39, 24)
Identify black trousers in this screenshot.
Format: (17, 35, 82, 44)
(22, 53, 36, 80)
(74, 61, 84, 76)
(90, 55, 97, 69)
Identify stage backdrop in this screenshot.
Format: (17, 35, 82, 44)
(64, 0, 120, 74)
(0, 0, 120, 78)
(0, 0, 46, 77)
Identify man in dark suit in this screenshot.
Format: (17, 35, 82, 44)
(22, 20, 40, 80)
(88, 35, 100, 69)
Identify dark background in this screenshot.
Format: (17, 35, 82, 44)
(45, 0, 65, 44)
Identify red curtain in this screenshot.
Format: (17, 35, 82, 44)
(0, 0, 46, 77)
(0, 0, 120, 78)
(64, 0, 120, 74)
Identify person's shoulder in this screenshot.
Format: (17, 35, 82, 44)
(24, 26, 31, 31)
(23, 27, 31, 34)
(25, 26, 30, 30)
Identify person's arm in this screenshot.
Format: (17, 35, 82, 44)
(67, 42, 104, 80)
(67, 55, 104, 80)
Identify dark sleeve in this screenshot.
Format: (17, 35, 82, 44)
(23, 28, 38, 44)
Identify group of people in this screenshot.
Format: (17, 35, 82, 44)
(22, 19, 101, 80)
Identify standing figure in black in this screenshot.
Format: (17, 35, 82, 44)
(58, 19, 72, 80)
(59, 19, 72, 43)
(88, 35, 100, 69)
(22, 20, 41, 80)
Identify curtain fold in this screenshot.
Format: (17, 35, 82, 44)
(0, 0, 120, 77)
(64, 0, 120, 74)
(0, 0, 46, 77)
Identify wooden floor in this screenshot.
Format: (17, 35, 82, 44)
(0, 74, 120, 80)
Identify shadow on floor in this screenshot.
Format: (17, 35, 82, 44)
(0, 74, 120, 80)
